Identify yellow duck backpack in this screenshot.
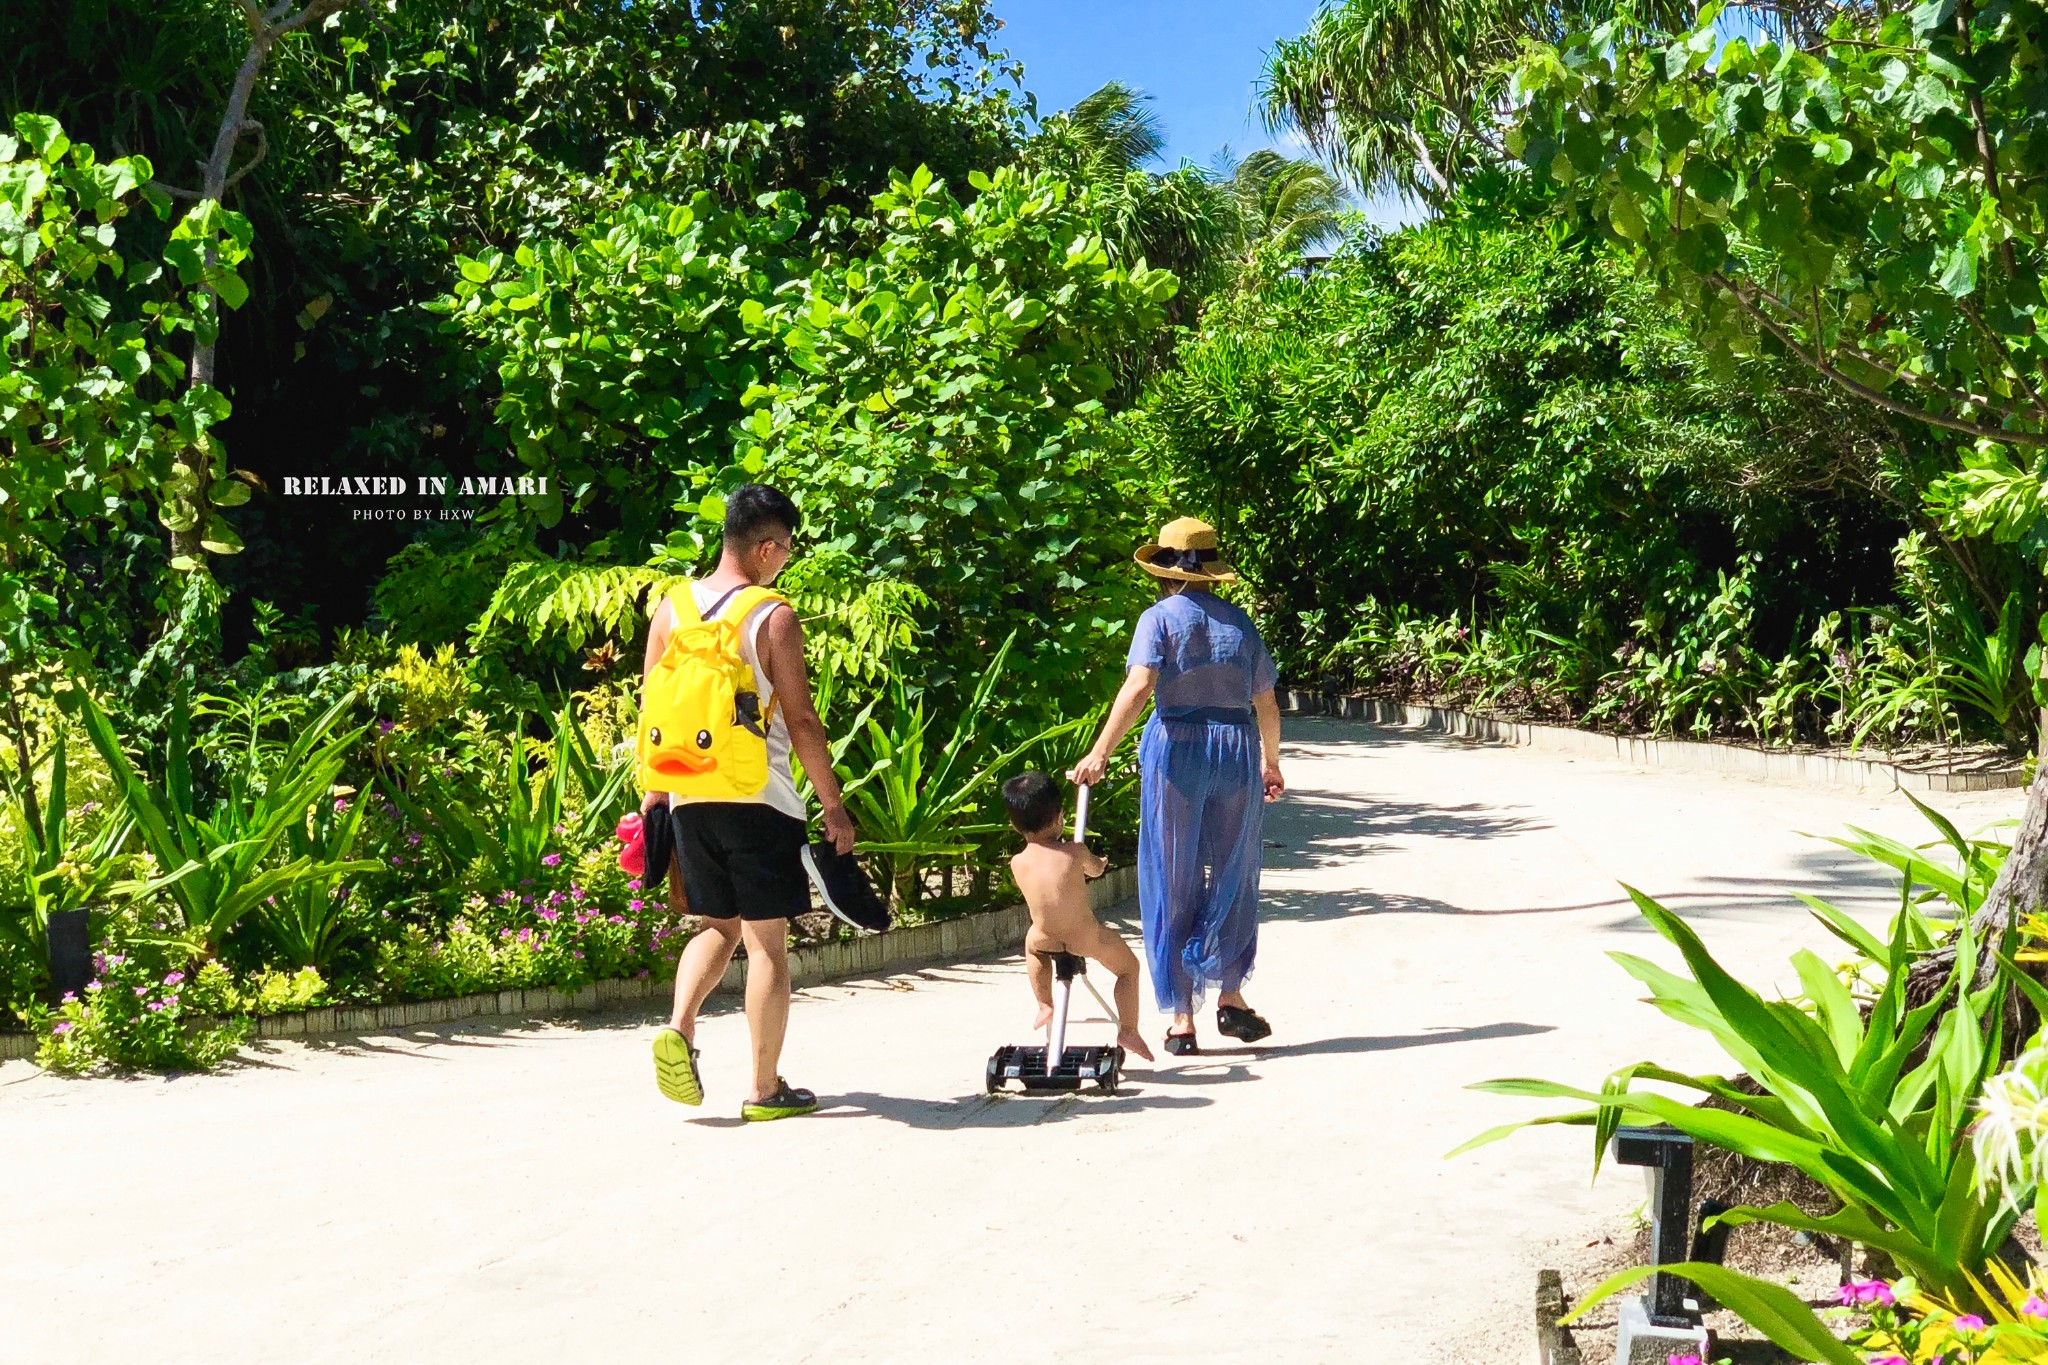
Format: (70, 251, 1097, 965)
(637, 584, 786, 798)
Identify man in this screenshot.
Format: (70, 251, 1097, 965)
(643, 484, 856, 1121)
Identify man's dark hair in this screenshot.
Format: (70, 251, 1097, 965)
(1002, 771, 1064, 837)
(723, 483, 799, 550)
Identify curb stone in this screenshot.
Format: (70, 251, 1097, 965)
(0, 865, 1138, 1063)
(1281, 690, 2025, 794)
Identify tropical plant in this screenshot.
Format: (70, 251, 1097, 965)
(253, 786, 377, 973)
(66, 688, 377, 960)
(1456, 889, 2023, 1306)
(837, 635, 1088, 909)
(0, 732, 135, 999)
(383, 706, 630, 893)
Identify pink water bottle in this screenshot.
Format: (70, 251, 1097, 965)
(616, 812, 646, 878)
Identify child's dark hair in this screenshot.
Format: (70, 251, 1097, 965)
(1002, 771, 1063, 836)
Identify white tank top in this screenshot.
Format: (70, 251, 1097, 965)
(671, 579, 806, 822)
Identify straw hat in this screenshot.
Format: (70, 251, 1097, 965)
(1135, 516, 1239, 583)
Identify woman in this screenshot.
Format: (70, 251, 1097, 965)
(1071, 516, 1285, 1055)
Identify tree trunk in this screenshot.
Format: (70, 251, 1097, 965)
(170, 0, 355, 568)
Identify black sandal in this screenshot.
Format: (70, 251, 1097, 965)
(1216, 1005, 1272, 1043)
(1163, 1031, 1199, 1056)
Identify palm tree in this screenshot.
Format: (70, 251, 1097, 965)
(1027, 81, 1241, 316)
(1030, 84, 1349, 311)
(1261, 0, 1694, 206)
(1221, 149, 1345, 262)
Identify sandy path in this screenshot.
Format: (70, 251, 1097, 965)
(2, 717, 2022, 1364)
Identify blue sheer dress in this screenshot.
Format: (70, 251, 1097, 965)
(1127, 590, 1277, 1014)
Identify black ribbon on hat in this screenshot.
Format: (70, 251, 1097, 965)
(1150, 546, 1222, 573)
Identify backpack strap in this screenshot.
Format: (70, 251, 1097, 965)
(724, 586, 791, 725)
(667, 583, 703, 629)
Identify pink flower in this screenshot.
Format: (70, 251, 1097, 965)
(164, 971, 185, 986)
(60, 992, 76, 1004)
(1667, 1355, 1702, 1365)
(2023, 1295, 2048, 1319)
(626, 878, 642, 891)
(1838, 1280, 1894, 1307)
(541, 853, 562, 867)
(1868, 1357, 1909, 1365)
(608, 914, 625, 924)
(1954, 1315, 1987, 1332)
(51, 1021, 72, 1035)
(133, 985, 149, 997)
(629, 899, 644, 912)
(539, 908, 559, 922)
(146, 1001, 164, 1012)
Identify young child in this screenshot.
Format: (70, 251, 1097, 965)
(1001, 771, 1154, 1062)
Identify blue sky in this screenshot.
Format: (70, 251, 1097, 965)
(990, 1, 1422, 226)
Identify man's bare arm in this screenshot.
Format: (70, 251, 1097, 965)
(760, 604, 855, 853)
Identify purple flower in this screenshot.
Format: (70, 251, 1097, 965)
(92, 952, 107, 973)
(334, 797, 351, 813)
(629, 899, 644, 912)
(146, 1001, 164, 1012)
(517, 928, 533, 943)
(51, 1021, 72, 1035)
(1954, 1315, 1987, 1333)
(2023, 1295, 2048, 1319)
(164, 971, 185, 987)
(1667, 1355, 1702, 1365)
(539, 908, 559, 922)
(573, 950, 584, 959)
(60, 992, 76, 1004)
(626, 878, 642, 892)
(107, 954, 126, 967)
(1868, 1357, 1908, 1365)
(519, 878, 534, 888)
(570, 885, 586, 900)
(608, 915, 625, 924)
(390, 855, 404, 866)
(133, 985, 148, 997)
(636, 969, 650, 979)
(1837, 1280, 1894, 1307)
(541, 853, 562, 867)
(406, 832, 422, 846)
(378, 719, 395, 735)
(79, 800, 100, 814)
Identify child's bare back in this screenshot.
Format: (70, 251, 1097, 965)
(1002, 771, 1153, 1062)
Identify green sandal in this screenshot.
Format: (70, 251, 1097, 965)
(652, 1027, 703, 1106)
(741, 1078, 818, 1122)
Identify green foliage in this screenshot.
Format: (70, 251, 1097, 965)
(0, 730, 135, 999)
(0, 115, 249, 662)
(381, 706, 629, 895)
(743, 163, 1177, 712)
(67, 686, 375, 959)
(1511, 0, 2048, 541)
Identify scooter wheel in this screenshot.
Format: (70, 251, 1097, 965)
(1098, 1054, 1121, 1093)
(985, 1054, 1003, 1094)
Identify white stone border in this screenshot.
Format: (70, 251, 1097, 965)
(1281, 690, 2024, 793)
(0, 866, 1138, 1063)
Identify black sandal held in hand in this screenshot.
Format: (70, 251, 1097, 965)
(1163, 1031, 1199, 1056)
(1216, 1005, 1272, 1043)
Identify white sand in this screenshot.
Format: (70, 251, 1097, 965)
(2, 716, 2021, 1364)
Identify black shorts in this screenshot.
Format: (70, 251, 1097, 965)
(669, 802, 811, 922)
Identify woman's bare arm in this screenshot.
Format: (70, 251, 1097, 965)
(1071, 667, 1158, 787)
(1253, 689, 1285, 801)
